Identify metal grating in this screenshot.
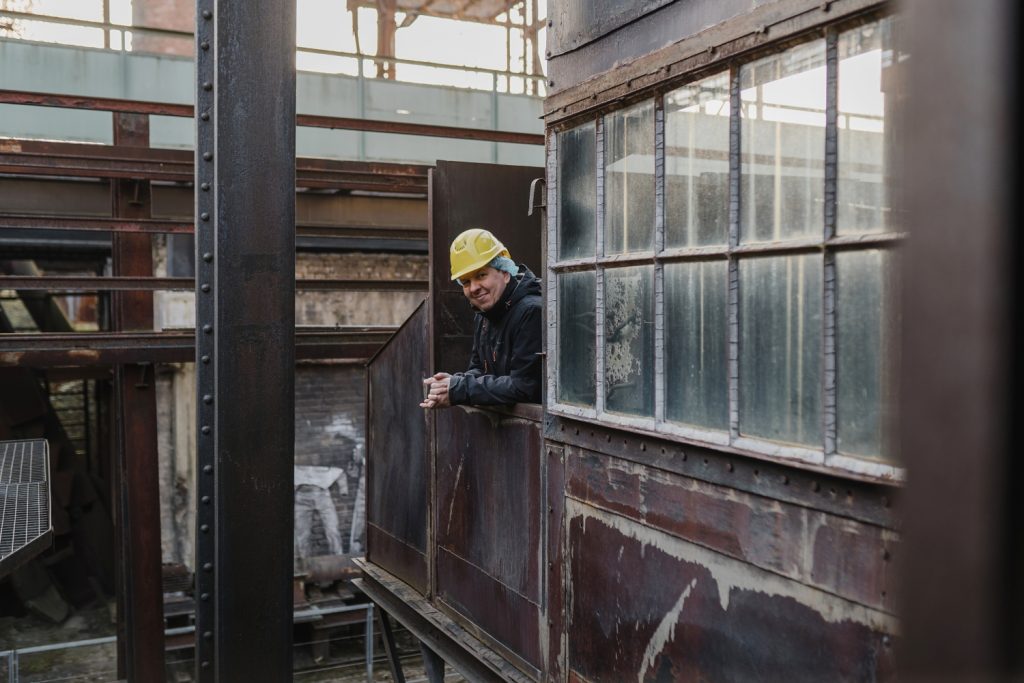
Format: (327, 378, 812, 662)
(0, 439, 52, 576)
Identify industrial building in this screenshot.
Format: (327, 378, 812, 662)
(0, 0, 1020, 681)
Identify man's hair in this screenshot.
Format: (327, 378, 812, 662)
(488, 255, 518, 276)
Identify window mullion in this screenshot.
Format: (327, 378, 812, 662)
(546, 130, 558, 408)
(654, 96, 666, 425)
(727, 64, 741, 443)
(595, 116, 606, 415)
(823, 28, 839, 457)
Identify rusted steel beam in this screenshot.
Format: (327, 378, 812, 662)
(109, 111, 165, 683)
(0, 216, 193, 234)
(0, 89, 543, 145)
(0, 329, 393, 366)
(0, 139, 430, 190)
(0, 276, 429, 292)
(0, 214, 426, 239)
(194, 3, 297, 675)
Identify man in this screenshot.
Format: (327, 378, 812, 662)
(420, 228, 542, 408)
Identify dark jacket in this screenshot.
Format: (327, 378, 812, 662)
(448, 265, 542, 406)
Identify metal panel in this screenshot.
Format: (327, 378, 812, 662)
(366, 301, 430, 593)
(193, 1, 296, 679)
(428, 161, 544, 374)
(564, 500, 895, 682)
(434, 405, 543, 673)
(0, 439, 52, 576)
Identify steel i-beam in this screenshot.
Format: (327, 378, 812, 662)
(194, 2, 297, 680)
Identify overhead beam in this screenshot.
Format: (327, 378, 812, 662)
(0, 275, 429, 292)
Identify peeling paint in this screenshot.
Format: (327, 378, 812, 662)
(568, 498, 899, 633)
(638, 578, 697, 682)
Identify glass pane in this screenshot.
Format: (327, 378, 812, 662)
(604, 101, 655, 254)
(838, 18, 904, 235)
(665, 261, 729, 429)
(604, 266, 654, 416)
(740, 40, 826, 244)
(837, 250, 897, 460)
(558, 122, 597, 259)
(739, 255, 822, 446)
(665, 73, 731, 247)
(558, 271, 596, 406)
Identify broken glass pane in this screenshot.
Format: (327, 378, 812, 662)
(558, 122, 597, 259)
(838, 17, 904, 235)
(558, 271, 596, 406)
(604, 101, 655, 254)
(604, 266, 654, 416)
(665, 260, 729, 430)
(739, 255, 822, 446)
(740, 40, 826, 244)
(837, 249, 897, 460)
(665, 72, 730, 247)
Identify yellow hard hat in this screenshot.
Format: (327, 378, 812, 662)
(449, 228, 510, 281)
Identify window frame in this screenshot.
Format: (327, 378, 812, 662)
(546, 17, 905, 482)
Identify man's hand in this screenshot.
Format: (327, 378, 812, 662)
(419, 372, 452, 409)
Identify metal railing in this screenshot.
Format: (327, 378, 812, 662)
(0, 602, 379, 682)
(0, 8, 547, 97)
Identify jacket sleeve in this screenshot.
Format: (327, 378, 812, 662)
(448, 304, 542, 406)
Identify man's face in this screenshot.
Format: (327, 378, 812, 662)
(459, 266, 510, 312)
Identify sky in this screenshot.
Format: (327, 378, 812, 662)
(0, 0, 548, 93)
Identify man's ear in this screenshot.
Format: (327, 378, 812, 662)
(502, 271, 511, 284)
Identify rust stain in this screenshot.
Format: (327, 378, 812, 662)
(0, 141, 22, 153)
(68, 349, 101, 361)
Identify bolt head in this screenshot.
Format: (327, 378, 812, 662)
(202, 10, 212, 19)
(203, 152, 213, 161)
(202, 496, 211, 504)
(202, 426, 211, 435)
(204, 464, 213, 473)
(202, 252, 213, 262)
(201, 182, 210, 191)
(202, 81, 212, 91)
(201, 355, 211, 364)
(200, 40, 209, 50)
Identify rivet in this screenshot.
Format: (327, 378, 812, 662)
(574, 427, 579, 435)
(640, 442, 646, 452)
(200, 40, 209, 50)
(882, 635, 891, 647)
(201, 182, 210, 191)
(548, 79, 554, 87)
(883, 549, 891, 561)
(200, 111, 210, 121)
(203, 152, 213, 161)
(782, 475, 790, 485)
(203, 324, 213, 334)
(201, 661, 210, 669)
(201, 283, 211, 293)
(548, 561, 554, 569)
(201, 212, 210, 221)
(821, 1, 831, 11)
(202, 496, 211, 504)
(204, 464, 213, 474)
(202, 81, 212, 91)
(204, 631, 212, 639)
(812, 481, 821, 492)
(605, 434, 611, 442)
(203, 252, 213, 262)
(202, 425, 211, 435)
(727, 462, 734, 473)
(546, 50, 551, 58)
(548, 506, 554, 514)
(200, 592, 209, 601)
(201, 524, 209, 532)
(203, 562, 213, 571)
(201, 355, 211, 364)
(547, 19, 552, 28)
(202, 9, 212, 19)
(203, 394, 213, 404)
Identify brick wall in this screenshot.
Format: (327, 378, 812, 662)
(132, 0, 194, 57)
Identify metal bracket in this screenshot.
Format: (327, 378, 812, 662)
(528, 177, 546, 216)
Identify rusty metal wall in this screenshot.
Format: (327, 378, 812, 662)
(434, 405, 543, 674)
(366, 301, 431, 592)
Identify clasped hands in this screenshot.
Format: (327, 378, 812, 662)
(420, 372, 451, 409)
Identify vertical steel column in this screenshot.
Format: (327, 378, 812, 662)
(111, 112, 165, 682)
(194, 1, 296, 680)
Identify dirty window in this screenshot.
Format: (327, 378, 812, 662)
(558, 122, 597, 259)
(665, 72, 731, 248)
(837, 249, 897, 459)
(558, 271, 597, 406)
(740, 40, 826, 244)
(739, 255, 822, 446)
(665, 260, 729, 430)
(604, 101, 655, 254)
(837, 17, 903, 235)
(604, 266, 654, 416)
